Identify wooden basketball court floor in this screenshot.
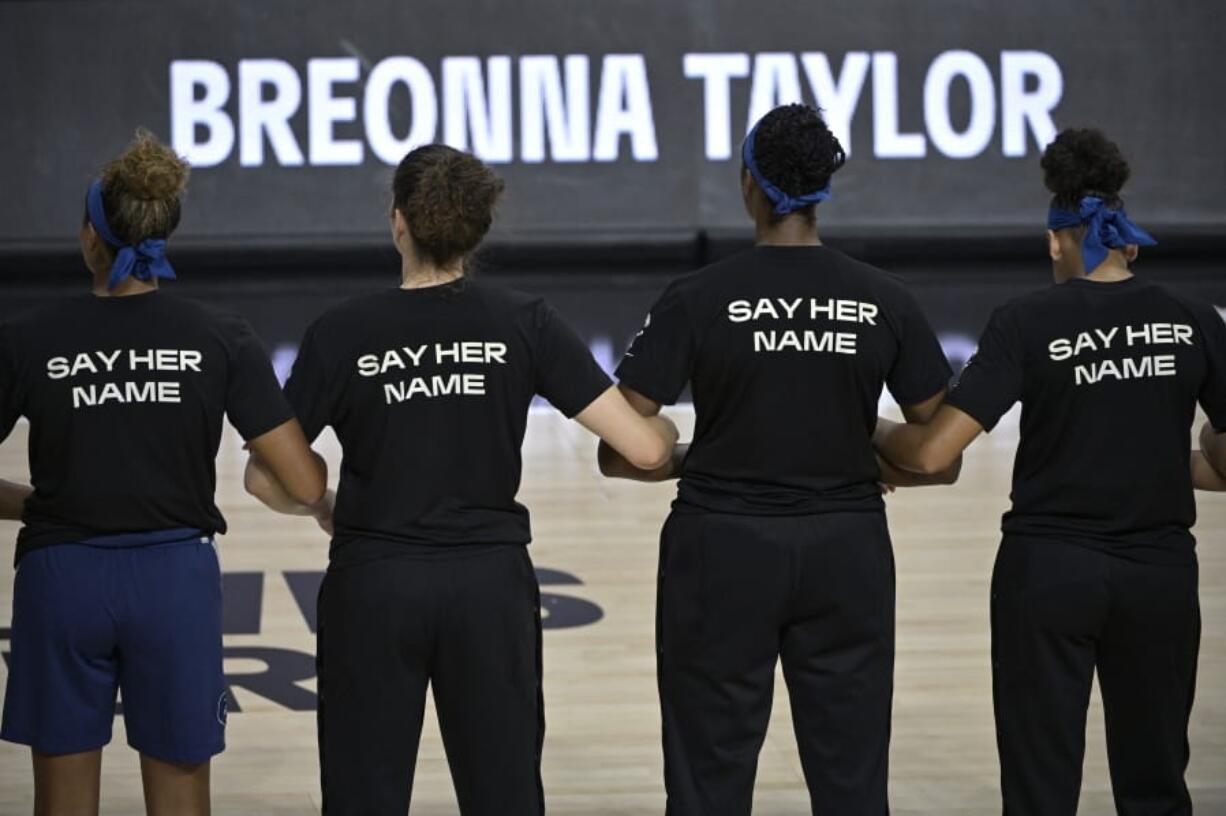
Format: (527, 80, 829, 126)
(0, 406, 1223, 815)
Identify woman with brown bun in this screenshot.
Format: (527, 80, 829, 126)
(244, 143, 678, 815)
(0, 130, 325, 815)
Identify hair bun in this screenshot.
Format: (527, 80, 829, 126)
(96, 129, 190, 245)
(1041, 128, 1130, 207)
(749, 104, 846, 218)
(103, 128, 190, 202)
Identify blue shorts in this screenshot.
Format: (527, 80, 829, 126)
(1, 533, 226, 763)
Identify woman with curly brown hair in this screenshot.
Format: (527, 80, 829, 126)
(875, 128, 1226, 814)
(0, 130, 325, 815)
(244, 143, 678, 814)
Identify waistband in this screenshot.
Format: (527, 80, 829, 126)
(77, 527, 208, 549)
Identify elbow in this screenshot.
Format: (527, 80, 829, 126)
(242, 459, 267, 499)
(1207, 449, 1226, 482)
(937, 455, 963, 485)
(628, 438, 672, 472)
(289, 481, 327, 508)
(289, 460, 328, 507)
(914, 443, 958, 478)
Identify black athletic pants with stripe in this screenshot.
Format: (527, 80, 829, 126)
(657, 510, 896, 815)
(317, 542, 544, 815)
(991, 536, 1199, 816)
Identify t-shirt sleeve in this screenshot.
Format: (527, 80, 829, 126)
(946, 306, 1025, 432)
(282, 324, 333, 443)
(614, 280, 696, 405)
(1193, 303, 1226, 430)
(225, 319, 295, 442)
(532, 301, 613, 418)
(885, 287, 953, 405)
(0, 323, 24, 443)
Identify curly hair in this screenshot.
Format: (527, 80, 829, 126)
(94, 128, 190, 245)
(1041, 128, 1131, 210)
(746, 104, 846, 223)
(392, 145, 505, 268)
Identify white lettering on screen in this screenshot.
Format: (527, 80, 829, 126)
(170, 48, 1061, 167)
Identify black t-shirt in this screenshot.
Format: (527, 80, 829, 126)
(0, 292, 293, 562)
(616, 245, 952, 515)
(948, 277, 1226, 563)
(283, 279, 612, 562)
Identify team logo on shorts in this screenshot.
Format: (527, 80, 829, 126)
(217, 692, 229, 726)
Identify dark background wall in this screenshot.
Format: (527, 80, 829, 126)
(2, 0, 1222, 367)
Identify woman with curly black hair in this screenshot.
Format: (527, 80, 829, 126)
(875, 128, 1226, 814)
(601, 103, 957, 814)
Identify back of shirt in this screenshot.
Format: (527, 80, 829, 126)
(0, 293, 292, 561)
(616, 245, 952, 515)
(948, 277, 1226, 562)
(283, 279, 611, 563)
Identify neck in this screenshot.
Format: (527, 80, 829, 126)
(1085, 265, 1133, 283)
(754, 214, 821, 247)
(1084, 250, 1134, 283)
(92, 271, 158, 298)
(400, 256, 464, 289)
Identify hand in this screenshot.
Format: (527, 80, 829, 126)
(311, 489, 336, 536)
(878, 481, 896, 495)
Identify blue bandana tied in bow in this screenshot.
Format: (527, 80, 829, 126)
(86, 180, 177, 290)
(1046, 195, 1156, 273)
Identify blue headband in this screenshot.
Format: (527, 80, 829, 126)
(86, 180, 176, 291)
(742, 122, 832, 216)
(1046, 195, 1156, 273)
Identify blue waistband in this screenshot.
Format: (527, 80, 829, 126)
(77, 528, 208, 549)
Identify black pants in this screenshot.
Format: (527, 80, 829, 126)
(657, 510, 895, 816)
(317, 543, 544, 815)
(991, 536, 1200, 816)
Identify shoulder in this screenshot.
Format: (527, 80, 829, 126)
(826, 249, 903, 288)
(2, 294, 101, 328)
(300, 290, 400, 340)
(985, 283, 1071, 322)
(813, 248, 924, 309)
(160, 296, 265, 346)
(684, 249, 760, 290)
(0, 302, 65, 342)
(1154, 283, 1225, 330)
(464, 278, 546, 313)
(646, 258, 733, 310)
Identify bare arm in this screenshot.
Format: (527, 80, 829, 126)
(877, 452, 959, 487)
(243, 419, 328, 509)
(0, 478, 31, 521)
(244, 453, 327, 514)
(576, 386, 678, 473)
(874, 388, 963, 486)
(594, 386, 688, 481)
(900, 389, 948, 424)
(1199, 421, 1226, 480)
(1192, 449, 1226, 491)
(600, 442, 690, 482)
(875, 403, 983, 476)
